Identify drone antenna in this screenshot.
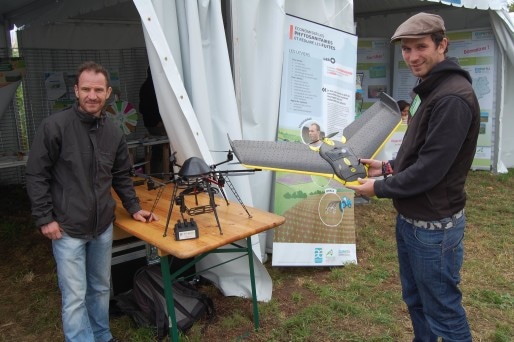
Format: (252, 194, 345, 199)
(211, 150, 234, 169)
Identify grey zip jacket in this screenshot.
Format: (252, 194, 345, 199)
(374, 58, 480, 221)
(374, 58, 480, 220)
(26, 103, 141, 239)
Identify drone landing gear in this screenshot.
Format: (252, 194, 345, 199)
(161, 151, 258, 240)
(163, 179, 224, 238)
(206, 181, 223, 235)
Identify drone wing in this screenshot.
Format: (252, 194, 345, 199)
(229, 92, 401, 185)
(229, 138, 335, 175)
(342, 92, 401, 159)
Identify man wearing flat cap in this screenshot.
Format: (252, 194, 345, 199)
(347, 12, 479, 341)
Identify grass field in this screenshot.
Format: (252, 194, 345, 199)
(0, 169, 513, 341)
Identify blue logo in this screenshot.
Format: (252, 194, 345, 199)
(314, 248, 323, 263)
(339, 196, 352, 210)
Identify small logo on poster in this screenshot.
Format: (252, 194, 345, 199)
(325, 249, 336, 263)
(314, 247, 323, 263)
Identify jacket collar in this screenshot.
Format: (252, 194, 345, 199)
(414, 57, 472, 95)
(73, 103, 106, 126)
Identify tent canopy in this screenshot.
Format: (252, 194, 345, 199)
(1, 0, 513, 173)
(0, 0, 136, 29)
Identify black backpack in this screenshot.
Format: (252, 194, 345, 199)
(132, 264, 215, 340)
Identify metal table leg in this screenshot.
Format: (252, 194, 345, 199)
(160, 256, 179, 341)
(246, 236, 260, 330)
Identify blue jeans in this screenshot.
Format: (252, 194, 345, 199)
(53, 224, 114, 342)
(396, 214, 471, 342)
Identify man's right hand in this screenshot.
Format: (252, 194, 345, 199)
(40, 221, 63, 240)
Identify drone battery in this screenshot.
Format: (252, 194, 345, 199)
(174, 218, 199, 241)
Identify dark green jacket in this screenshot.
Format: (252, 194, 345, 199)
(26, 103, 141, 238)
(374, 58, 480, 220)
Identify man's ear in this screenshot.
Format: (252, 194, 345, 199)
(106, 86, 113, 99)
(74, 84, 79, 98)
(438, 37, 448, 54)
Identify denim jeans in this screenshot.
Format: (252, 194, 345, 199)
(53, 224, 114, 342)
(396, 214, 471, 342)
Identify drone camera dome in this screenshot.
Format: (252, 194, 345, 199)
(179, 157, 211, 177)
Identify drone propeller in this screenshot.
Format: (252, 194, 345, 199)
(133, 161, 150, 169)
(215, 170, 261, 176)
(324, 131, 339, 139)
(112, 161, 150, 176)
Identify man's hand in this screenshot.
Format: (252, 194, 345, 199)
(132, 210, 159, 223)
(359, 158, 383, 177)
(346, 177, 376, 197)
(40, 221, 63, 240)
(345, 158, 385, 197)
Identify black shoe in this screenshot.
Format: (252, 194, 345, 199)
(108, 338, 123, 342)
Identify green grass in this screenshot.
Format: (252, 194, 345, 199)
(1, 169, 513, 341)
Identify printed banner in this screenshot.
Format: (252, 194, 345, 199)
(272, 15, 358, 266)
(356, 38, 391, 116)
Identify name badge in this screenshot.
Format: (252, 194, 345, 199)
(409, 95, 421, 117)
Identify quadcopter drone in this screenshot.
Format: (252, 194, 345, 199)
(132, 150, 260, 239)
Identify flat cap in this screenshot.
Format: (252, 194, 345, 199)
(391, 12, 445, 43)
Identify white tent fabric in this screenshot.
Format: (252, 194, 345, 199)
(134, 0, 272, 300)
(231, 0, 286, 255)
(489, 9, 514, 172)
(426, 0, 507, 10)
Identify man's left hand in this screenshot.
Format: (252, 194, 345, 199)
(346, 178, 376, 197)
(132, 210, 159, 223)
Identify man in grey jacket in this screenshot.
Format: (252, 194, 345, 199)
(26, 61, 158, 342)
(348, 13, 479, 341)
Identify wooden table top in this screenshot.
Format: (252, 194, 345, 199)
(112, 179, 285, 259)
